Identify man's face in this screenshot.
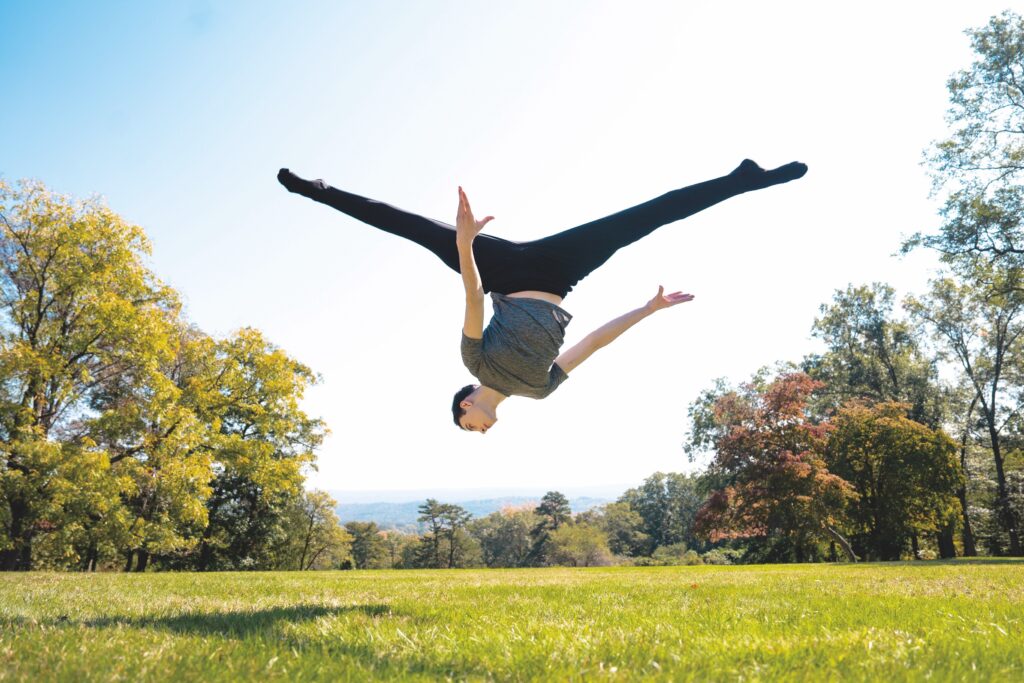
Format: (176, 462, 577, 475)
(459, 402, 496, 434)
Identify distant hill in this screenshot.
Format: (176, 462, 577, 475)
(334, 496, 611, 532)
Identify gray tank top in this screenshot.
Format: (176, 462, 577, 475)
(461, 293, 572, 398)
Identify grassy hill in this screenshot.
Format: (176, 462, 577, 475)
(2, 560, 1022, 681)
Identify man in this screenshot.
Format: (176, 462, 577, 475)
(277, 158, 807, 433)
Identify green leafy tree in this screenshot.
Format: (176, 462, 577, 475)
(906, 268, 1024, 555)
(470, 507, 538, 568)
(576, 502, 648, 557)
(527, 491, 571, 566)
(826, 402, 963, 560)
(805, 283, 944, 427)
(414, 500, 476, 568)
(278, 489, 350, 570)
(618, 473, 705, 555)
(195, 328, 325, 570)
(441, 504, 474, 568)
(344, 521, 388, 569)
(804, 283, 960, 555)
(415, 499, 446, 568)
(906, 11, 1024, 269)
(380, 530, 417, 569)
(949, 383, 982, 556)
(547, 523, 612, 567)
(0, 180, 179, 570)
(89, 323, 217, 572)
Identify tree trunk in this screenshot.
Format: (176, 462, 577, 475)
(824, 526, 858, 562)
(299, 514, 314, 571)
(79, 544, 95, 571)
(957, 396, 979, 556)
(988, 422, 1022, 555)
(936, 524, 957, 559)
(124, 550, 134, 572)
(956, 488, 977, 558)
(0, 497, 33, 571)
(911, 533, 920, 560)
(197, 521, 216, 571)
(135, 549, 149, 572)
(447, 531, 457, 569)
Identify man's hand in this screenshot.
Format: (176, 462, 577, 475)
(645, 285, 694, 313)
(456, 186, 494, 246)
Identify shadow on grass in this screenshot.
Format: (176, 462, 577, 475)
(78, 603, 394, 637)
(1, 605, 488, 679)
(73, 604, 485, 679)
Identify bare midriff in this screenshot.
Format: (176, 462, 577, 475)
(506, 290, 564, 307)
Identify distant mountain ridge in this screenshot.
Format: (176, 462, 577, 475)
(335, 495, 611, 532)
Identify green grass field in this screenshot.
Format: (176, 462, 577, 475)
(1, 560, 1022, 681)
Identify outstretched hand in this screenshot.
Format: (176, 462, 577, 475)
(456, 186, 494, 245)
(645, 285, 694, 313)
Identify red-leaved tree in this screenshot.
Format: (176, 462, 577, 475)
(693, 373, 859, 561)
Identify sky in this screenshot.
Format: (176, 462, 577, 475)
(0, 1, 1014, 499)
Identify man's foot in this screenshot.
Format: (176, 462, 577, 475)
(730, 159, 808, 189)
(277, 168, 328, 194)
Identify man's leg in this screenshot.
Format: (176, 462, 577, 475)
(278, 169, 526, 292)
(524, 160, 807, 296)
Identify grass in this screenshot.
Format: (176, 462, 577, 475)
(1, 560, 1022, 681)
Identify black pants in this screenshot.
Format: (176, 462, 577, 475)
(278, 162, 796, 298)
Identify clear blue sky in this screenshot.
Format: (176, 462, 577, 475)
(0, 1, 1011, 497)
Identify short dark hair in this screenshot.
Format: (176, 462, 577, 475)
(452, 384, 479, 428)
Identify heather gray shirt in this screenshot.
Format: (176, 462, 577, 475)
(461, 293, 572, 399)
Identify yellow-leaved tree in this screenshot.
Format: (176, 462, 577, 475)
(1, 179, 328, 571)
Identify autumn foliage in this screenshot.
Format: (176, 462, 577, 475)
(694, 374, 857, 555)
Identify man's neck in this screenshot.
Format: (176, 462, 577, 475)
(476, 385, 508, 410)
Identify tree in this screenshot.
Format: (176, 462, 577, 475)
(527, 491, 572, 566)
(826, 402, 963, 560)
(470, 507, 537, 568)
(344, 521, 387, 569)
(194, 328, 325, 570)
(949, 383, 982, 556)
(441, 504, 474, 568)
(577, 502, 648, 557)
(905, 11, 1024, 268)
(414, 500, 476, 568)
(906, 268, 1024, 555)
(0, 180, 180, 570)
(805, 283, 943, 427)
(618, 473, 704, 555)
(380, 531, 417, 569)
(415, 499, 446, 568)
(0, 179, 327, 572)
(692, 373, 859, 562)
(280, 489, 350, 570)
(547, 523, 612, 567)
(88, 323, 217, 572)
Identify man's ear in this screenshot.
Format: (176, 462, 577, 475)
(460, 399, 473, 409)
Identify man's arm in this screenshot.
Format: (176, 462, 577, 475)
(456, 186, 494, 339)
(554, 286, 694, 374)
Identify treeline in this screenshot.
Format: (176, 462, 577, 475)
(341, 483, 723, 570)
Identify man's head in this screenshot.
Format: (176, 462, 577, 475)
(451, 384, 497, 434)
